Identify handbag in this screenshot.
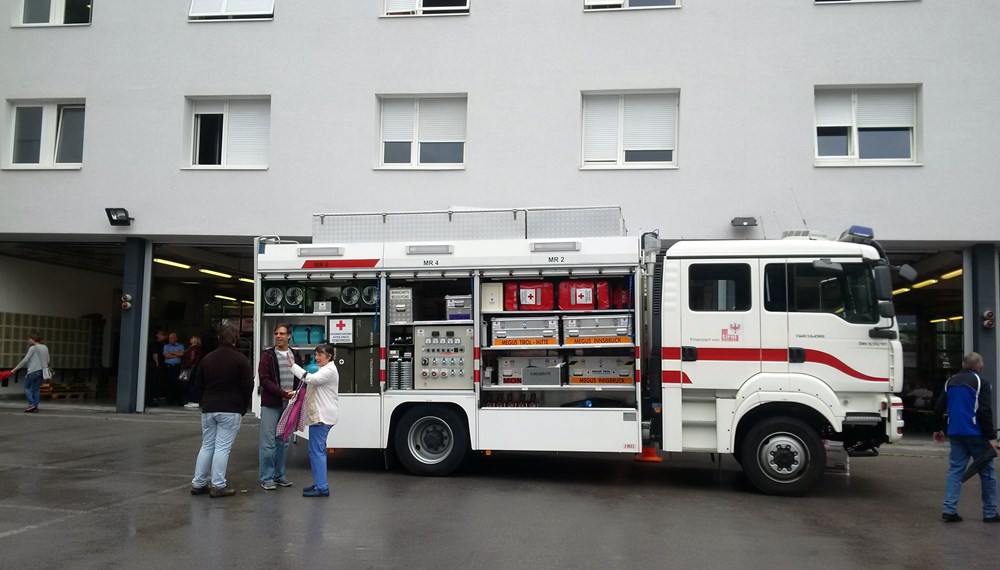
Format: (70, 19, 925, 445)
(42, 367, 53, 381)
(276, 385, 308, 442)
(179, 369, 191, 381)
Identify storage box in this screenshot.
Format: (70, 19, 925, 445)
(558, 280, 610, 310)
(481, 283, 504, 312)
(490, 316, 559, 346)
(611, 283, 631, 310)
(313, 301, 332, 313)
(567, 356, 635, 384)
(561, 314, 632, 345)
(498, 356, 563, 385)
(353, 317, 379, 393)
(290, 323, 325, 346)
(389, 288, 413, 323)
(504, 282, 554, 311)
(445, 295, 473, 320)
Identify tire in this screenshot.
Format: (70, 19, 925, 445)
(740, 416, 825, 497)
(394, 405, 469, 476)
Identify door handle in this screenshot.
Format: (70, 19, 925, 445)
(681, 346, 698, 362)
(789, 347, 806, 364)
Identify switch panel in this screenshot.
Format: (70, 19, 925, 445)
(414, 325, 475, 390)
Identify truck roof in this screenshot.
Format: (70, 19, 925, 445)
(663, 238, 878, 260)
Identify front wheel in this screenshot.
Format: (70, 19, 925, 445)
(394, 405, 469, 476)
(740, 416, 825, 497)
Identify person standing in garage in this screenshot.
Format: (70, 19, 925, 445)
(10, 332, 50, 413)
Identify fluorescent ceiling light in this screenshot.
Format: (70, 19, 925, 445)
(531, 241, 581, 253)
(214, 295, 237, 301)
(406, 244, 454, 255)
(948, 316, 963, 321)
(929, 318, 947, 323)
(940, 268, 963, 280)
(200, 268, 232, 279)
(240, 300, 255, 305)
(892, 288, 911, 295)
(238, 277, 254, 284)
(154, 258, 191, 269)
(911, 279, 938, 289)
(181, 281, 201, 285)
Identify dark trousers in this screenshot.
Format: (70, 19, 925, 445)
(164, 364, 182, 405)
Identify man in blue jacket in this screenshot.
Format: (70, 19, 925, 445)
(933, 352, 999, 523)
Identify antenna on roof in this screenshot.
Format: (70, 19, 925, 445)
(789, 188, 808, 228)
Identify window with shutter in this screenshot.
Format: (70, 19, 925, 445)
(189, 98, 271, 168)
(584, 0, 678, 11)
(380, 96, 467, 167)
(814, 86, 917, 165)
(582, 91, 678, 168)
(189, 0, 275, 21)
(384, 0, 470, 16)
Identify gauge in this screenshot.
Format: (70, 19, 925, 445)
(264, 287, 283, 307)
(341, 286, 360, 306)
(285, 286, 304, 306)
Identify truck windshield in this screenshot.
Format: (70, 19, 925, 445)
(764, 262, 879, 324)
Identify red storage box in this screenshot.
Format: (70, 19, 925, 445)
(558, 280, 610, 310)
(611, 283, 631, 310)
(504, 282, 555, 311)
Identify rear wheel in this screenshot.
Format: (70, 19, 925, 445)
(394, 405, 468, 476)
(740, 416, 825, 496)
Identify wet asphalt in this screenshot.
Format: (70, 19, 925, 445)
(0, 401, 997, 569)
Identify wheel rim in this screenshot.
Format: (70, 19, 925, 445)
(755, 431, 810, 483)
(406, 416, 454, 465)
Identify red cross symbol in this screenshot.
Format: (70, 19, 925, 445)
(577, 292, 586, 301)
(526, 292, 535, 301)
(335, 320, 347, 331)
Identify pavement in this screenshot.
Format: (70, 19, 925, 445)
(2, 400, 993, 569)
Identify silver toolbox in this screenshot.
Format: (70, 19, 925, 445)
(445, 294, 473, 320)
(490, 316, 560, 347)
(567, 356, 635, 385)
(498, 357, 563, 385)
(388, 288, 413, 323)
(561, 314, 633, 345)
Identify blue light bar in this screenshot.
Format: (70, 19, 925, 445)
(847, 225, 874, 239)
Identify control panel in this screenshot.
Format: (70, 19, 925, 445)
(414, 325, 475, 390)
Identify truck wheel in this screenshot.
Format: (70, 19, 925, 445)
(394, 405, 468, 476)
(740, 416, 825, 497)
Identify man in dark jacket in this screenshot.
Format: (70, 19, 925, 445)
(190, 324, 254, 498)
(258, 324, 304, 490)
(933, 352, 999, 522)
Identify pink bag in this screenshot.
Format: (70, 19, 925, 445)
(276, 385, 307, 442)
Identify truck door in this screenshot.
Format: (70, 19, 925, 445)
(784, 259, 891, 391)
(679, 260, 762, 390)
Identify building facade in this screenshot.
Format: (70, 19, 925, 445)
(1, 1, 998, 414)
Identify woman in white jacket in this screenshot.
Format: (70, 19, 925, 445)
(287, 343, 339, 497)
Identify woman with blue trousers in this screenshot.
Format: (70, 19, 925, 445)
(288, 343, 340, 497)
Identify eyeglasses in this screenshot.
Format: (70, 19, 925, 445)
(273, 332, 289, 336)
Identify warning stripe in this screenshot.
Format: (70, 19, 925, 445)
(301, 259, 380, 269)
(659, 346, 888, 383)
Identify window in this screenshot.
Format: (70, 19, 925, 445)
(188, 98, 270, 168)
(384, 0, 470, 16)
(17, 0, 91, 26)
(815, 1, 918, 4)
(764, 263, 878, 324)
(815, 86, 918, 164)
(584, 0, 678, 10)
(188, 0, 274, 21)
(7, 101, 85, 168)
(583, 91, 678, 168)
(689, 264, 751, 312)
(379, 96, 467, 167)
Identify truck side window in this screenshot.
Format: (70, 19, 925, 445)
(785, 263, 878, 324)
(763, 263, 787, 312)
(689, 263, 751, 312)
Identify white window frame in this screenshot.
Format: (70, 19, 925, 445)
(188, 0, 275, 22)
(814, 86, 920, 167)
(581, 90, 679, 169)
(13, 0, 92, 27)
(815, 1, 919, 5)
(583, 0, 680, 12)
(378, 95, 467, 170)
(383, 0, 471, 17)
(184, 97, 271, 170)
(4, 99, 85, 170)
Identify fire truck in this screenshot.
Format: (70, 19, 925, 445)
(254, 207, 913, 496)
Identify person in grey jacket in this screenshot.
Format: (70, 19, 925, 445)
(10, 332, 50, 413)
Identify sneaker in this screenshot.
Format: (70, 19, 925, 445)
(184, 402, 199, 409)
(190, 485, 210, 496)
(26, 406, 38, 413)
(942, 513, 963, 522)
(260, 481, 277, 491)
(302, 486, 329, 498)
(209, 486, 236, 498)
(984, 515, 1000, 523)
(275, 479, 293, 488)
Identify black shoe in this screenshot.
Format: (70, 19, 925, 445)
(190, 486, 210, 496)
(985, 515, 1000, 523)
(942, 513, 963, 522)
(209, 486, 236, 498)
(302, 486, 329, 498)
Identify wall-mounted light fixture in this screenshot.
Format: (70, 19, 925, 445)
(731, 217, 757, 227)
(105, 208, 133, 227)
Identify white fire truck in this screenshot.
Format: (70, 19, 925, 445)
(254, 207, 912, 496)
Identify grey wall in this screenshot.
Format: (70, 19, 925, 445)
(1, 0, 998, 241)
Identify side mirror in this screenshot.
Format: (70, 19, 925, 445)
(874, 265, 894, 301)
(897, 264, 917, 283)
(812, 259, 844, 275)
(878, 300, 896, 319)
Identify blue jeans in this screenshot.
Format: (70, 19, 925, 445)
(943, 436, 998, 517)
(308, 424, 332, 491)
(259, 403, 290, 484)
(24, 370, 42, 408)
(192, 412, 243, 489)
